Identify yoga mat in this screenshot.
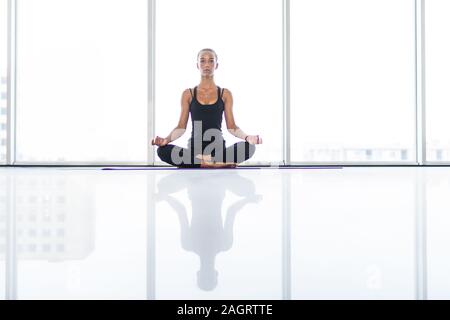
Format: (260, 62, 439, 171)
(102, 166, 343, 170)
(102, 167, 259, 170)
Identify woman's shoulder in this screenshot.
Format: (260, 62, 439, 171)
(180, 88, 195, 107)
(221, 87, 232, 101)
(183, 87, 195, 94)
(182, 88, 195, 98)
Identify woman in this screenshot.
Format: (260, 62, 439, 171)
(151, 48, 262, 168)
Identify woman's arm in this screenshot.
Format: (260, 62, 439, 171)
(151, 89, 191, 146)
(223, 89, 262, 145)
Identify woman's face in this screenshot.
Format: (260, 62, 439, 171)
(197, 51, 218, 77)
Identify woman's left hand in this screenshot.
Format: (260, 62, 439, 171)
(245, 135, 263, 145)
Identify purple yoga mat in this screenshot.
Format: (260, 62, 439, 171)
(101, 166, 342, 170)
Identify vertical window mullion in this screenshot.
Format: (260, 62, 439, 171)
(283, 0, 291, 165)
(148, 0, 156, 165)
(6, 0, 17, 165)
(416, 0, 426, 165)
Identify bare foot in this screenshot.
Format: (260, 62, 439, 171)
(200, 160, 237, 169)
(195, 154, 212, 161)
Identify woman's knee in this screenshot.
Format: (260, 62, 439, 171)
(157, 145, 170, 159)
(157, 146, 163, 158)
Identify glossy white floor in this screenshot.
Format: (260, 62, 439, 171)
(0, 166, 449, 300)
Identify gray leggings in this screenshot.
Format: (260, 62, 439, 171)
(157, 141, 256, 167)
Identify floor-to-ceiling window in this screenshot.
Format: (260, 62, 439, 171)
(290, 0, 416, 163)
(1, 0, 449, 166)
(154, 0, 283, 164)
(0, 0, 7, 163)
(15, 0, 147, 163)
(425, 0, 450, 162)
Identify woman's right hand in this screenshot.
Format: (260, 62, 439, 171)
(151, 136, 169, 147)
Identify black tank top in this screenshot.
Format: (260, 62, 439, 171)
(189, 86, 225, 141)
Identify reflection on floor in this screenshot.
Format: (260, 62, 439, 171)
(0, 167, 449, 300)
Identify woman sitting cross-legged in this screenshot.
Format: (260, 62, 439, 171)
(151, 48, 262, 168)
